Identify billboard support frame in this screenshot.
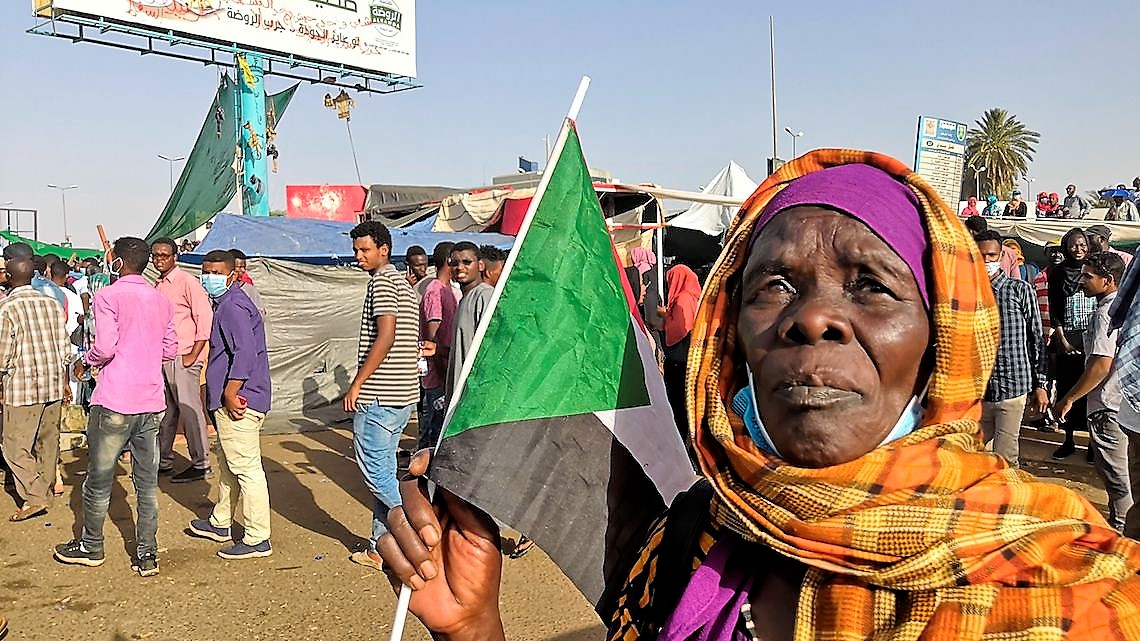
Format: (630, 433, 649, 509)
(28, 13, 421, 95)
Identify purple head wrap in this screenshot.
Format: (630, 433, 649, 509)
(750, 164, 930, 307)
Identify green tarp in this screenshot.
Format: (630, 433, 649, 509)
(0, 231, 102, 261)
(144, 76, 298, 242)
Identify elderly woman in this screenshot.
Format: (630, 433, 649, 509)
(380, 151, 1140, 640)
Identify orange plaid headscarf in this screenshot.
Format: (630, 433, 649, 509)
(690, 149, 1140, 640)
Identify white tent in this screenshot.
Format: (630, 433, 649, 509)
(667, 161, 758, 237)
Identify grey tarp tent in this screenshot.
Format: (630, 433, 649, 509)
(183, 214, 514, 433)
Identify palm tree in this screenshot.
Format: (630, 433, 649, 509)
(964, 108, 1040, 200)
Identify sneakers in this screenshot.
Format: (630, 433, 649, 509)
(132, 554, 159, 577)
(217, 539, 272, 560)
(157, 466, 174, 476)
(170, 467, 210, 484)
(188, 519, 231, 543)
(1052, 441, 1077, 460)
(53, 540, 106, 567)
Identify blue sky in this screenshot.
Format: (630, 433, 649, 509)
(1, 1, 1137, 247)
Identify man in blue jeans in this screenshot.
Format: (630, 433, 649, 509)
(53, 237, 178, 577)
(343, 221, 420, 569)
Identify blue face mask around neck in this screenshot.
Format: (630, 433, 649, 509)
(731, 365, 928, 459)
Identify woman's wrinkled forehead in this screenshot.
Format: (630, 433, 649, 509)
(747, 164, 930, 307)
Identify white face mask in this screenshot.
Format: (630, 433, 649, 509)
(736, 366, 928, 459)
(985, 261, 1002, 277)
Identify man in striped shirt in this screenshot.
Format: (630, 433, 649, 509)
(343, 221, 419, 570)
(0, 256, 70, 521)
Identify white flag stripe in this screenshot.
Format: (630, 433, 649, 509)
(592, 313, 698, 504)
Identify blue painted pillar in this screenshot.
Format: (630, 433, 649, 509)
(238, 53, 269, 217)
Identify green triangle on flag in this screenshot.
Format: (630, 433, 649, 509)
(443, 125, 650, 439)
(430, 112, 696, 611)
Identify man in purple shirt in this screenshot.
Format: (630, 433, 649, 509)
(185, 250, 273, 560)
(54, 237, 177, 578)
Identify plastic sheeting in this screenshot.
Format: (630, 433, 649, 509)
(431, 189, 514, 232)
(668, 161, 757, 236)
(176, 259, 364, 433)
(190, 213, 514, 265)
(363, 184, 466, 218)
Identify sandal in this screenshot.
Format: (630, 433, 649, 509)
(507, 535, 535, 560)
(9, 505, 47, 522)
(349, 550, 383, 570)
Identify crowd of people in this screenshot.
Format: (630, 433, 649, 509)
(373, 152, 1140, 641)
(6, 164, 1140, 638)
(961, 180, 1140, 221)
(963, 214, 1140, 539)
(0, 236, 273, 583)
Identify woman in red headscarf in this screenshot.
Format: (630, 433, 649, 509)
(960, 195, 980, 217)
(657, 264, 702, 440)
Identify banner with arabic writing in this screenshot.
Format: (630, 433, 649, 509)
(44, 0, 416, 78)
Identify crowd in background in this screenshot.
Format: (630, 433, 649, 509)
(961, 180, 1140, 221)
(0, 237, 274, 581)
(966, 215, 1140, 534)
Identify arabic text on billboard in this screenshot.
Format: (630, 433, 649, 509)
(43, 0, 417, 78)
(913, 116, 967, 207)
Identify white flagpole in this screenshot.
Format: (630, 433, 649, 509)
(655, 207, 666, 308)
(387, 75, 592, 641)
(436, 74, 590, 437)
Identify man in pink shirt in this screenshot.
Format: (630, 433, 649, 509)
(417, 243, 458, 451)
(151, 237, 213, 483)
(53, 237, 178, 577)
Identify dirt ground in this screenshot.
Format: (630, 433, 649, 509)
(0, 424, 1109, 641)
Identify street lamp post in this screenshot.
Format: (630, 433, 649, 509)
(157, 154, 187, 192)
(969, 164, 986, 198)
(46, 184, 78, 247)
(1022, 176, 1035, 199)
(783, 127, 804, 160)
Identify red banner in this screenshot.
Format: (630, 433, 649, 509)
(285, 185, 367, 222)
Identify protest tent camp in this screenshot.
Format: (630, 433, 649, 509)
(183, 214, 513, 433)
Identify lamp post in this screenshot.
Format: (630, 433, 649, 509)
(969, 164, 986, 198)
(783, 127, 804, 160)
(157, 154, 186, 192)
(46, 184, 78, 247)
(1022, 176, 1035, 199)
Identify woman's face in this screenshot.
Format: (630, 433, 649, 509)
(1066, 234, 1088, 261)
(737, 207, 931, 468)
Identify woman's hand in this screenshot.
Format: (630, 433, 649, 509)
(378, 451, 505, 641)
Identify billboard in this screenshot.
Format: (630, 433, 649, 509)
(914, 116, 968, 208)
(286, 184, 367, 222)
(42, 0, 416, 78)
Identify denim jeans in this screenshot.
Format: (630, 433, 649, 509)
(352, 400, 413, 551)
(418, 387, 446, 451)
(82, 406, 164, 558)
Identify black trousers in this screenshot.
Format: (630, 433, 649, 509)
(1054, 330, 1088, 441)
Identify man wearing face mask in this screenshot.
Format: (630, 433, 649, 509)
(975, 230, 1048, 467)
(54, 237, 177, 576)
(186, 250, 273, 559)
